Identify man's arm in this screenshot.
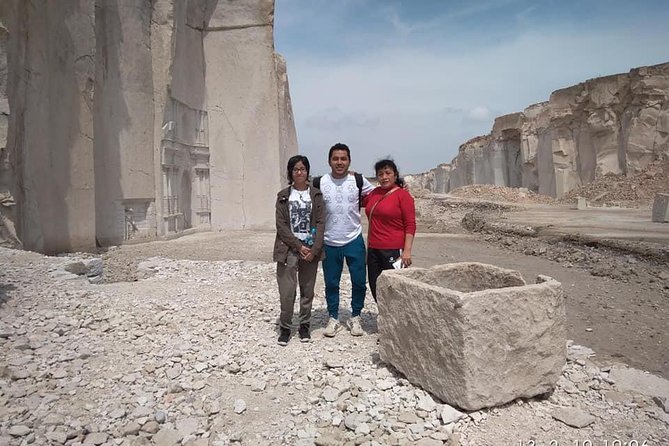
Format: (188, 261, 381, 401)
(360, 176, 376, 196)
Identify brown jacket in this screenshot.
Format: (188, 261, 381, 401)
(273, 185, 326, 263)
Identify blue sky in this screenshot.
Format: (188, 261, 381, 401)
(274, 0, 669, 176)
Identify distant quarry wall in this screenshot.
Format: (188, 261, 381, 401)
(406, 62, 669, 198)
(0, 0, 297, 254)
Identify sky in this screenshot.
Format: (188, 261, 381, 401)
(273, 0, 669, 177)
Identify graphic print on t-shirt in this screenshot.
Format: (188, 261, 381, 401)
(319, 173, 375, 246)
(289, 188, 312, 240)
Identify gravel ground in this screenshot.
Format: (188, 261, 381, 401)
(1, 194, 668, 445)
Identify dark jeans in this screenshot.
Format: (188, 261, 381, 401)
(322, 234, 367, 319)
(367, 247, 402, 301)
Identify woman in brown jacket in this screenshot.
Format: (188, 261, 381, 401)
(273, 155, 325, 345)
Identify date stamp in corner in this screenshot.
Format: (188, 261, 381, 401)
(517, 440, 650, 446)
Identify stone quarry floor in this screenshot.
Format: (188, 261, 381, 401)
(1, 198, 668, 445)
(494, 203, 669, 245)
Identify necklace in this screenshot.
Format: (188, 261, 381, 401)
(294, 187, 310, 204)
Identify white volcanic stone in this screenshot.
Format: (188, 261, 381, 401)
(439, 405, 466, 425)
(233, 399, 247, 414)
(1, 0, 96, 253)
(8, 425, 30, 437)
(377, 262, 566, 410)
(652, 193, 669, 222)
(416, 63, 669, 198)
(203, 0, 286, 230)
(0, 0, 297, 252)
(609, 366, 669, 400)
(551, 407, 596, 428)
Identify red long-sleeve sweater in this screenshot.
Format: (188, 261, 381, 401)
(364, 187, 416, 249)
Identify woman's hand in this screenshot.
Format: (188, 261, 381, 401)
(401, 250, 412, 268)
(299, 245, 312, 260)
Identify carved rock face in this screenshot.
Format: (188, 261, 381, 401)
(1, 0, 297, 253)
(412, 63, 669, 199)
(377, 262, 566, 411)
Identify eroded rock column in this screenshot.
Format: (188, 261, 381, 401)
(2, 0, 96, 253)
(0, 12, 20, 248)
(203, 0, 283, 230)
(94, 0, 155, 246)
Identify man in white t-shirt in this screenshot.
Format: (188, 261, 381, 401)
(318, 143, 374, 337)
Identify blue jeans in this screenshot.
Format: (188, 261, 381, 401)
(322, 234, 367, 319)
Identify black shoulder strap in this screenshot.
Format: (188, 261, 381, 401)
(312, 176, 321, 189)
(354, 172, 363, 210)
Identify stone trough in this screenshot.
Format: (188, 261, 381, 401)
(376, 262, 566, 411)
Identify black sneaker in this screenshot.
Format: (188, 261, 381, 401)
(298, 324, 311, 343)
(277, 328, 290, 346)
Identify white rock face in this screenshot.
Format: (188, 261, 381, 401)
(376, 262, 566, 410)
(0, 15, 19, 249)
(0, 0, 297, 252)
(404, 163, 452, 194)
(95, 0, 156, 247)
(1, 0, 96, 253)
(203, 0, 284, 230)
(414, 63, 669, 198)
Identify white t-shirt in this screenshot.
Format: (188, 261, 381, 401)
(289, 187, 312, 241)
(319, 173, 374, 246)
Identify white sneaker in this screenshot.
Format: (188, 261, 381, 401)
(349, 316, 364, 337)
(323, 318, 342, 337)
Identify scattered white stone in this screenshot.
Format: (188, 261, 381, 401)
(439, 404, 466, 425)
(322, 386, 340, 402)
(376, 378, 397, 391)
(83, 432, 108, 445)
(325, 358, 345, 368)
(153, 428, 182, 446)
(552, 407, 596, 428)
(234, 399, 247, 414)
(109, 408, 126, 419)
(417, 394, 437, 412)
(398, 412, 421, 424)
(252, 379, 267, 392)
(355, 422, 371, 435)
(176, 417, 199, 436)
(8, 425, 31, 437)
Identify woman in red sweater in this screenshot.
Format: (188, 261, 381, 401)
(364, 159, 416, 301)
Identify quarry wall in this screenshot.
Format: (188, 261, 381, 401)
(406, 63, 669, 198)
(0, 0, 297, 253)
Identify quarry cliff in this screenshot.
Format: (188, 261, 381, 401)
(406, 62, 669, 199)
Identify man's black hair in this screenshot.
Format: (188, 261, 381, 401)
(328, 143, 350, 161)
(287, 155, 310, 184)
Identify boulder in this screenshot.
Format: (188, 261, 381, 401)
(376, 262, 566, 410)
(652, 193, 669, 222)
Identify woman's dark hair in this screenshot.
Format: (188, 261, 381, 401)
(287, 155, 310, 184)
(374, 158, 404, 187)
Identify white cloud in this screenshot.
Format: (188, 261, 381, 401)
(278, 4, 669, 175)
(467, 106, 491, 121)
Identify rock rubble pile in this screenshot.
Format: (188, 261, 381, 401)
(449, 185, 556, 205)
(560, 159, 669, 208)
(0, 248, 667, 445)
